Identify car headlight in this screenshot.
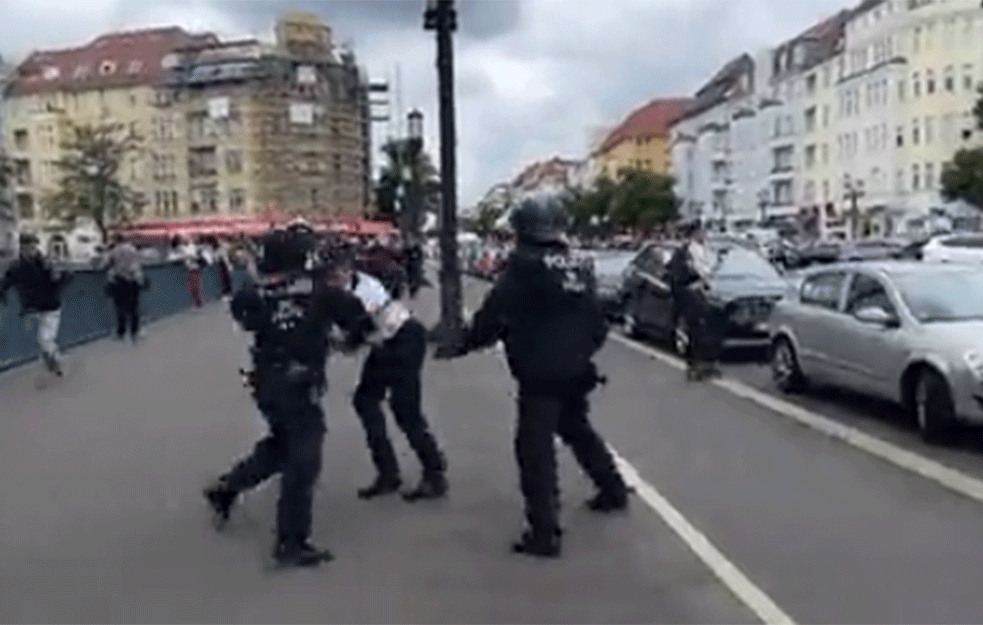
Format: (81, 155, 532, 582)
(964, 351, 983, 379)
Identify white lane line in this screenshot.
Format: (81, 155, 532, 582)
(465, 309, 795, 625)
(609, 332, 983, 505)
(611, 448, 796, 625)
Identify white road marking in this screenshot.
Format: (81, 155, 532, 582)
(611, 448, 796, 625)
(609, 332, 983, 505)
(465, 307, 795, 624)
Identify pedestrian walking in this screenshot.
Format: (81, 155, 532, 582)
(436, 195, 629, 558)
(169, 236, 205, 308)
(103, 234, 146, 342)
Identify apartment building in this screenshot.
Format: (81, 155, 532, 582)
(0, 55, 14, 255)
(591, 98, 691, 181)
(766, 11, 849, 236)
(163, 12, 371, 220)
(670, 53, 762, 227)
(2, 12, 372, 255)
(2, 26, 217, 255)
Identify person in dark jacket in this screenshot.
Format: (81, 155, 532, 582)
(202, 225, 375, 568)
(435, 195, 629, 559)
(0, 233, 72, 375)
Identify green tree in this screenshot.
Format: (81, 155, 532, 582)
(562, 177, 617, 234)
(941, 85, 983, 208)
(44, 122, 143, 239)
(608, 169, 679, 232)
(374, 138, 439, 229)
(472, 183, 514, 236)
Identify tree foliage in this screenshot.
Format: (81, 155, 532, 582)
(561, 169, 679, 234)
(44, 122, 143, 238)
(374, 138, 439, 227)
(941, 85, 983, 209)
(472, 183, 514, 235)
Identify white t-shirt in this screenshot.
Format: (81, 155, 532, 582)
(352, 272, 410, 340)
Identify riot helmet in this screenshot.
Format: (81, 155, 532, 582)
(255, 225, 315, 276)
(509, 194, 569, 244)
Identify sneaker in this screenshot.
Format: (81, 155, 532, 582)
(357, 475, 402, 499)
(272, 540, 334, 568)
(402, 474, 448, 502)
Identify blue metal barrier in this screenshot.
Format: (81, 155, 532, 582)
(0, 261, 245, 373)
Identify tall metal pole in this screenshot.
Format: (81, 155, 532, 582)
(425, 0, 463, 342)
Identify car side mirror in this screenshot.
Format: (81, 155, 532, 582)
(854, 306, 899, 328)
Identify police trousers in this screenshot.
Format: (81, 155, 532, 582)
(679, 285, 724, 366)
(515, 376, 627, 536)
(353, 318, 445, 480)
(222, 382, 325, 545)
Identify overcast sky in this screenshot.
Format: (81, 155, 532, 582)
(0, 0, 848, 206)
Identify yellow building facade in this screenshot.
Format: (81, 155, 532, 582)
(591, 98, 691, 180)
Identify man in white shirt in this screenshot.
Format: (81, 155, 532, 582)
(327, 253, 448, 502)
(675, 221, 723, 380)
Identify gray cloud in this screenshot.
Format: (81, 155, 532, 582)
(0, 0, 849, 205)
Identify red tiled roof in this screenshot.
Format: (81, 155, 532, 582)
(510, 156, 581, 189)
(6, 26, 218, 97)
(596, 97, 693, 155)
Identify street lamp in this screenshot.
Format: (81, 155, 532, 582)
(423, 0, 464, 345)
(843, 175, 865, 240)
(757, 187, 770, 226)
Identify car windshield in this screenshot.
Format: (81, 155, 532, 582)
(710, 246, 782, 280)
(894, 271, 983, 322)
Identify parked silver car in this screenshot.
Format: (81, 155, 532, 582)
(768, 261, 983, 444)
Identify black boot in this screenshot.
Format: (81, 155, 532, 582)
(511, 529, 561, 558)
(272, 540, 334, 568)
(586, 490, 630, 513)
(357, 475, 402, 499)
(402, 473, 448, 502)
(203, 480, 237, 530)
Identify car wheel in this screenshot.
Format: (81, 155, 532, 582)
(673, 315, 689, 356)
(913, 369, 958, 445)
(623, 295, 642, 339)
(771, 336, 806, 393)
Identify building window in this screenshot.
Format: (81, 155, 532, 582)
(73, 65, 90, 79)
(913, 26, 921, 52)
(127, 60, 143, 74)
(896, 169, 904, 193)
(924, 116, 934, 144)
(912, 163, 921, 191)
(225, 150, 242, 174)
(896, 125, 904, 147)
(229, 189, 245, 213)
(13, 129, 29, 151)
(912, 118, 920, 145)
(99, 61, 116, 75)
(925, 163, 934, 188)
(912, 72, 920, 97)
(944, 65, 954, 92)
(964, 64, 974, 91)
(926, 69, 935, 94)
(898, 78, 905, 101)
(16, 193, 34, 219)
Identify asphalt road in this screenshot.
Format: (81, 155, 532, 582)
(0, 291, 754, 624)
(458, 272, 983, 624)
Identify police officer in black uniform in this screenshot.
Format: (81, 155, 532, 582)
(436, 195, 630, 558)
(203, 224, 374, 568)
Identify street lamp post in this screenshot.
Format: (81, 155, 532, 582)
(843, 175, 865, 240)
(404, 109, 424, 242)
(424, 0, 464, 344)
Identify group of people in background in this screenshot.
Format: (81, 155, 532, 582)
(0, 225, 422, 386)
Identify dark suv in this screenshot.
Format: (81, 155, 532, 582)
(620, 241, 788, 354)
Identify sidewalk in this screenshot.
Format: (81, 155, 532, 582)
(0, 290, 754, 624)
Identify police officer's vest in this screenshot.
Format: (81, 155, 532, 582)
(251, 274, 321, 366)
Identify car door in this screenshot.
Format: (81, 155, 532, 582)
(793, 270, 850, 383)
(828, 272, 908, 398)
(627, 246, 664, 330)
